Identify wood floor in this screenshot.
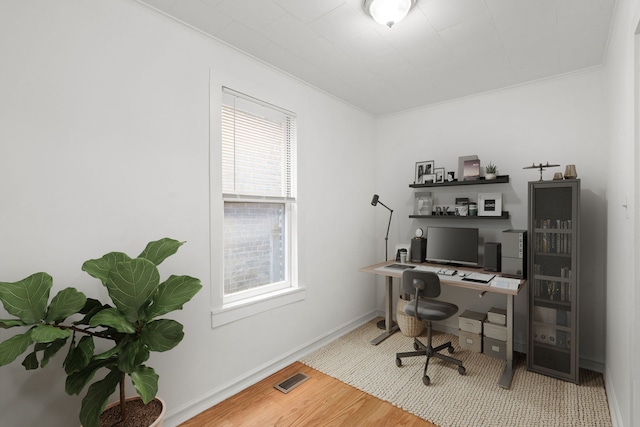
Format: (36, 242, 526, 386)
(179, 361, 436, 427)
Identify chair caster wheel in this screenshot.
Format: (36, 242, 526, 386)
(448, 345, 455, 354)
(413, 342, 420, 351)
(458, 366, 466, 375)
(395, 358, 402, 367)
(422, 375, 431, 386)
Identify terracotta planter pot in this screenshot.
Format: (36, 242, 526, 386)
(82, 396, 166, 427)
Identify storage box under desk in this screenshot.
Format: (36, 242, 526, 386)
(487, 307, 507, 326)
(484, 321, 507, 341)
(483, 336, 507, 360)
(458, 310, 486, 334)
(459, 330, 482, 352)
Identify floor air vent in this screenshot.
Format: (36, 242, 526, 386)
(274, 372, 310, 394)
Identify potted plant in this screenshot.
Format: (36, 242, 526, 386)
(485, 162, 498, 179)
(0, 238, 201, 427)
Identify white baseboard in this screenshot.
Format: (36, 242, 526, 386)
(605, 368, 623, 427)
(164, 311, 378, 427)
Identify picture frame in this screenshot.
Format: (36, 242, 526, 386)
(463, 159, 481, 181)
(447, 171, 456, 182)
(478, 192, 503, 216)
(434, 168, 445, 183)
(415, 160, 434, 184)
(424, 173, 436, 184)
(414, 191, 433, 215)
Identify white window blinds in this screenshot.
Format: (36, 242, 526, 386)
(222, 88, 297, 199)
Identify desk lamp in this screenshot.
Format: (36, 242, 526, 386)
(371, 194, 393, 261)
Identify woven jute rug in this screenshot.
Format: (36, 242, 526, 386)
(300, 319, 612, 427)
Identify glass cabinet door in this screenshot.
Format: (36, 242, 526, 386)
(528, 180, 579, 383)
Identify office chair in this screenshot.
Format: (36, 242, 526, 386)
(395, 270, 466, 385)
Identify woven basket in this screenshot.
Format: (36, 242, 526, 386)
(397, 298, 425, 337)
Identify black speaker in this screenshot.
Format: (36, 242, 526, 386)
(484, 242, 501, 272)
(411, 238, 427, 263)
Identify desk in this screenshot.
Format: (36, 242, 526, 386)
(360, 260, 526, 389)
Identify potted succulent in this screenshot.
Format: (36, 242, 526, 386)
(0, 238, 201, 427)
(485, 162, 498, 180)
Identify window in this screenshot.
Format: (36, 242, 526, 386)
(221, 88, 297, 305)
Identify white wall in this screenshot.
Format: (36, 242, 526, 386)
(603, 1, 640, 426)
(0, 1, 377, 426)
(374, 70, 608, 366)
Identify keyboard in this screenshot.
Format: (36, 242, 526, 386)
(415, 265, 457, 276)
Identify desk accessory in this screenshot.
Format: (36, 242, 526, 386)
(371, 194, 393, 261)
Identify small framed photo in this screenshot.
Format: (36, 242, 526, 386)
(415, 160, 434, 184)
(424, 173, 436, 184)
(478, 192, 503, 216)
(434, 168, 445, 183)
(447, 171, 456, 182)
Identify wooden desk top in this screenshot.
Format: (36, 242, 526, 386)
(360, 260, 526, 296)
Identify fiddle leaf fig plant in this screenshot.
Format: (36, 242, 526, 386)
(0, 238, 202, 427)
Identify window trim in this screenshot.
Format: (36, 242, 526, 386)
(213, 86, 300, 322)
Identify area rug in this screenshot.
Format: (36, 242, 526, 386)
(300, 319, 611, 427)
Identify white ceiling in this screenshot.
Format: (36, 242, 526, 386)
(138, 0, 617, 116)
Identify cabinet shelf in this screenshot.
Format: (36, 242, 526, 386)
(533, 297, 572, 310)
(410, 175, 509, 188)
(410, 211, 510, 220)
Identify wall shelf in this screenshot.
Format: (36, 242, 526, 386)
(410, 175, 509, 188)
(410, 211, 510, 220)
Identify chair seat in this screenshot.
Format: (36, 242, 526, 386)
(404, 299, 459, 321)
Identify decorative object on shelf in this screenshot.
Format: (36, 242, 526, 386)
(415, 160, 434, 184)
(564, 164, 578, 179)
(455, 197, 469, 216)
(485, 162, 498, 180)
(469, 203, 478, 216)
(371, 194, 393, 261)
(424, 173, 436, 183)
(553, 172, 564, 180)
(414, 191, 433, 216)
(523, 162, 560, 181)
(463, 158, 481, 181)
(434, 167, 445, 183)
(447, 171, 456, 182)
(458, 155, 478, 181)
(478, 192, 503, 216)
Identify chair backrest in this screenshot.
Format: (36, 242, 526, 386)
(402, 270, 441, 300)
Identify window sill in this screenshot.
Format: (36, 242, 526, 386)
(211, 287, 306, 329)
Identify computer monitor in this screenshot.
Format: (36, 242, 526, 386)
(425, 226, 479, 267)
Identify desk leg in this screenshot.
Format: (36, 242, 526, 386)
(498, 294, 514, 389)
(370, 275, 399, 345)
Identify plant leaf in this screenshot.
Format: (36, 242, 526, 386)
(22, 351, 39, 370)
(138, 238, 184, 266)
(141, 319, 184, 352)
(106, 258, 160, 323)
(41, 338, 68, 368)
(64, 335, 95, 374)
(31, 325, 71, 343)
(74, 298, 110, 326)
(79, 369, 121, 427)
(0, 273, 52, 324)
(89, 308, 136, 334)
(45, 287, 87, 323)
(0, 330, 34, 366)
(0, 319, 26, 328)
(82, 252, 131, 286)
(130, 365, 158, 404)
(65, 358, 114, 395)
(118, 339, 149, 373)
(145, 275, 202, 319)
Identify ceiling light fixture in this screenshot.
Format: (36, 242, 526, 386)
(364, 0, 417, 28)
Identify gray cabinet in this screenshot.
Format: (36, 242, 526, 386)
(527, 179, 580, 383)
